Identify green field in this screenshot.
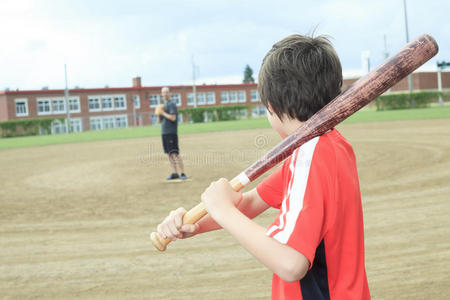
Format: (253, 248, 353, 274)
(1, 106, 449, 150)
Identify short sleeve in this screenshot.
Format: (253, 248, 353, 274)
(256, 163, 285, 209)
(265, 138, 330, 268)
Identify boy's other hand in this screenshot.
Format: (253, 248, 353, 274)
(201, 178, 242, 222)
(156, 207, 199, 241)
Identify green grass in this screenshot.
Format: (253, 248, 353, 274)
(1, 106, 449, 150)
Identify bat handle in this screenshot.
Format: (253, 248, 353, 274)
(150, 176, 247, 251)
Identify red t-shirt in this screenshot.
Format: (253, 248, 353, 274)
(257, 129, 370, 300)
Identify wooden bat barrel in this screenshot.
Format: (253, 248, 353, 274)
(151, 34, 438, 251)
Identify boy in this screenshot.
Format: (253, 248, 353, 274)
(155, 87, 187, 180)
(156, 35, 370, 299)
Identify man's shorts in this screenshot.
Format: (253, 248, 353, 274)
(162, 134, 179, 155)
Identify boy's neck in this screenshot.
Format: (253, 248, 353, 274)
(281, 117, 304, 138)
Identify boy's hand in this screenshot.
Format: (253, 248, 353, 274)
(156, 207, 199, 241)
(201, 178, 242, 222)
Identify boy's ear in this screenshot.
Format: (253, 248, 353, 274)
(267, 103, 274, 113)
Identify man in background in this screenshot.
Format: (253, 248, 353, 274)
(155, 87, 187, 180)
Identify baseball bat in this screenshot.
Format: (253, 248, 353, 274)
(150, 34, 438, 251)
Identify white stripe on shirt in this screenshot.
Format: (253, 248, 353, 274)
(267, 136, 319, 244)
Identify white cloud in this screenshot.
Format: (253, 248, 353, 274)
(0, 0, 448, 90)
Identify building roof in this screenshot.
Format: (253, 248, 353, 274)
(0, 82, 258, 96)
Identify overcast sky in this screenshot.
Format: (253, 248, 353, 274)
(0, 0, 449, 90)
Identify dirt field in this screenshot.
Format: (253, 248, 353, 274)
(1, 118, 449, 299)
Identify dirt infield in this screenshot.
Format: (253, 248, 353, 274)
(1, 118, 449, 299)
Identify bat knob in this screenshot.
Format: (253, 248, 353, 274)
(150, 232, 169, 251)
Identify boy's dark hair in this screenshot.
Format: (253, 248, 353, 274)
(258, 34, 343, 122)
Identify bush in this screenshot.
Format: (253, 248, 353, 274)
(180, 105, 250, 123)
(374, 91, 444, 111)
(0, 118, 64, 138)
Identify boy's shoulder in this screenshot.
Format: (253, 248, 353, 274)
(282, 129, 355, 176)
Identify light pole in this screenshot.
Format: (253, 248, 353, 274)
(403, 0, 413, 94)
(192, 55, 198, 108)
(64, 64, 71, 133)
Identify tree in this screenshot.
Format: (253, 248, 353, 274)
(243, 64, 255, 83)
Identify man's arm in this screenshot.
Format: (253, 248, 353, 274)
(155, 104, 177, 122)
(160, 110, 176, 122)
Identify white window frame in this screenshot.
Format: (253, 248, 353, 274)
(113, 95, 127, 110)
(133, 95, 141, 109)
(88, 97, 101, 112)
(115, 115, 128, 128)
(238, 91, 246, 103)
(37, 98, 52, 115)
(52, 98, 66, 114)
(90, 114, 128, 131)
(51, 119, 66, 134)
(69, 97, 81, 113)
(197, 92, 206, 105)
(90, 117, 103, 131)
(170, 93, 182, 106)
(221, 92, 229, 104)
(14, 98, 29, 117)
(103, 116, 115, 129)
(250, 90, 259, 102)
(229, 91, 238, 103)
(101, 96, 114, 111)
(187, 93, 194, 106)
(207, 92, 215, 105)
(70, 118, 83, 132)
(88, 94, 127, 111)
(149, 94, 161, 108)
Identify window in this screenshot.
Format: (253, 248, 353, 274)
(89, 94, 126, 111)
(115, 116, 128, 128)
(149, 94, 160, 107)
(252, 105, 267, 117)
(133, 95, 140, 109)
(70, 118, 82, 132)
(114, 96, 126, 110)
(103, 117, 115, 129)
(15, 98, 28, 116)
(221, 92, 229, 104)
(259, 105, 267, 115)
(170, 93, 182, 106)
(52, 99, 66, 113)
(238, 91, 246, 103)
(69, 98, 80, 112)
(250, 90, 259, 102)
(197, 92, 206, 105)
(51, 119, 66, 134)
(102, 96, 113, 110)
(37, 99, 51, 115)
(207, 92, 215, 105)
(229, 91, 238, 103)
(90, 117, 102, 130)
(187, 93, 194, 106)
(90, 115, 127, 131)
(89, 97, 101, 111)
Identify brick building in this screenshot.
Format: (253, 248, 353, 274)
(0, 77, 261, 133)
(342, 71, 450, 92)
(0, 71, 448, 134)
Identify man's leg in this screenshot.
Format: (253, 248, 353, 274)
(173, 154, 185, 174)
(168, 153, 179, 174)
